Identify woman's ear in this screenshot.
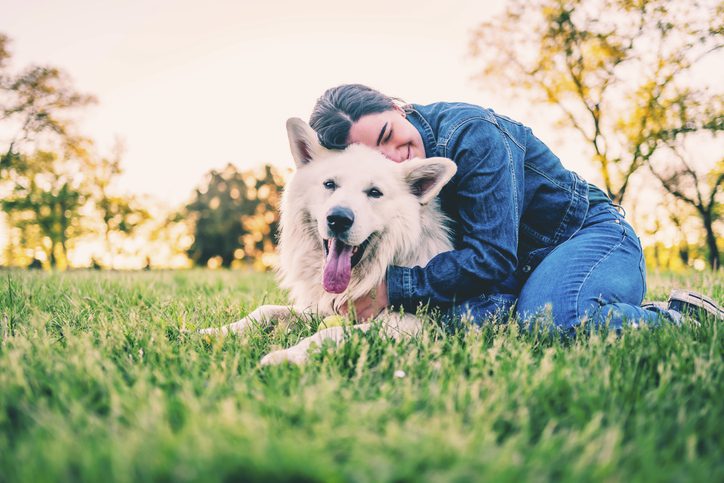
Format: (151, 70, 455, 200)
(286, 118, 323, 168)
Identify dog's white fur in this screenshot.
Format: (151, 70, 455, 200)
(201, 118, 456, 365)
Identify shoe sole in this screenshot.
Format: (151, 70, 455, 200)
(668, 290, 724, 320)
(642, 301, 668, 310)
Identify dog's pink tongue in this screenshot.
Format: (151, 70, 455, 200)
(323, 239, 353, 294)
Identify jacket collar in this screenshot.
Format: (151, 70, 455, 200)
(405, 104, 437, 158)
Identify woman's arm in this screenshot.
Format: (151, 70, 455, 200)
(387, 118, 523, 312)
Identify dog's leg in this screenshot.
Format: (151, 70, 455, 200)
(259, 313, 424, 366)
(260, 322, 374, 365)
(379, 313, 424, 339)
(199, 305, 310, 336)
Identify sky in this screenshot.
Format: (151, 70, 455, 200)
(2, 0, 600, 206)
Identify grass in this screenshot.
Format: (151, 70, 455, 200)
(0, 269, 722, 483)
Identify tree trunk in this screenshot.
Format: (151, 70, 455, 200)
(60, 238, 68, 270)
(702, 214, 720, 270)
(678, 241, 689, 267)
(106, 228, 113, 270)
(48, 243, 57, 268)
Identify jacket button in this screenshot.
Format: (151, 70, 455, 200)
(522, 265, 531, 273)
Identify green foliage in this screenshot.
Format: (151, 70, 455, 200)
(0, 269, 721, 482)
(1, 32, 151, 269)
(470, 0, 723, 268)
(0, 32, 95, 176)
(186, 164, 284, 269)
(1, 150, 89, 268)
(88, 143, 151, 268)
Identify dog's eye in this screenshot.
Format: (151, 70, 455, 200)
(367, 188, 383, 199)
(323, 180, 336, 190)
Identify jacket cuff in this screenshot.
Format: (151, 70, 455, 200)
(386, 265, 415, 312)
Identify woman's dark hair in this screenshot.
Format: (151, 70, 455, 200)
(309, 84, 398, 150)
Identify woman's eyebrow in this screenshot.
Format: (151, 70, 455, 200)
(376, 122, 388, 146)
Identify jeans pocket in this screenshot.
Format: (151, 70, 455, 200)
(518, 246, 554, 279)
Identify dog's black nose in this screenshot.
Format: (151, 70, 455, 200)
(327, 206, 354, 235)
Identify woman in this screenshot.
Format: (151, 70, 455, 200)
(308, 84, 721, 332)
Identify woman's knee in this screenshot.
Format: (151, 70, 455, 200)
(515, 296, 577, 331)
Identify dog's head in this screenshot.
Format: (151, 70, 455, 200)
(284, 118, 456, 295)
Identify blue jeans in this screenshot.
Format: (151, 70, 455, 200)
(446, 202, 670, 332)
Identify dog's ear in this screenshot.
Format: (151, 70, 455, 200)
(286, 118, 322, 168)
(403, 157, 457, 204)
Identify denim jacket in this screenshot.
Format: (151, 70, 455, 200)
(387, 102, 591, 311)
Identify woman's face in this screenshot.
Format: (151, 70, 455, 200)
(347, 106, 425, 163)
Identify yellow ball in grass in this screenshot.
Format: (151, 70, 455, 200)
(321, 314, 346, 328)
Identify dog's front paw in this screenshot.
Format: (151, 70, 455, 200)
(198, 319, 254, 336)
(260, 347, 309, 366)
(198, 326, 227, 336)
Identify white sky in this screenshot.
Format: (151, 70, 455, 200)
(3, 0, 602, 206)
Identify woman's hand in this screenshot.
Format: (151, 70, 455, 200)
(340, 280, 389, 320)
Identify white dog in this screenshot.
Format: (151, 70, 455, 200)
(201, 118, 456, 365)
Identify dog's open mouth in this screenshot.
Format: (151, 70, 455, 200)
(322, 237, 370, 294)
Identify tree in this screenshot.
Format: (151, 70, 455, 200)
(0, 33, 95, 178)
(1, 149, 89, 268)
(88, 141, 151, 268)
(237, 164, 284, 270)
(649, 152, 722, 269)
(1, 32, 97, 268)
(470, 0, 723, 204)
(185, 163, 284, 269)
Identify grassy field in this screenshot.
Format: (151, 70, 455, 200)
(0, 269, 722, 483)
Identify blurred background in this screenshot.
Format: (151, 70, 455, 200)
(1, 0, 722, 272)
